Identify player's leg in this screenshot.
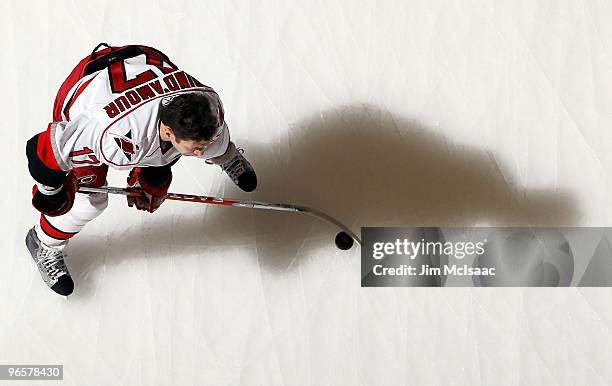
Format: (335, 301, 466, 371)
(26, 165, 109, 296)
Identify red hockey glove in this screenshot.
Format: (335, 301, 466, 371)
(126, 167, 172, 213)
(32, 171, 78, 217)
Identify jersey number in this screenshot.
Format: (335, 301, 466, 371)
(107, 51, 175, 94)
(69, 147, 100, 165)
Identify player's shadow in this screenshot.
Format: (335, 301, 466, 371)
(70, 104, 578, 292)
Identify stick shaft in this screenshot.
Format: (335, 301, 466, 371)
(78, 186, 361, 245)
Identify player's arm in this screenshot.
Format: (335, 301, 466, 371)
(26, 123, 78, 216)
(26, 127, 69, 185)
(123, 121, 224, 214)
(26, 118, 102, 216)
(126, 163, 174, 213)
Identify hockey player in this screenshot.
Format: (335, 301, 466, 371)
(25, 44, 257, 296)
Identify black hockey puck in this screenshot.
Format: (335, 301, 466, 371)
(335, 231, 354, 250)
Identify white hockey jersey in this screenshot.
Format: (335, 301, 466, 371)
(48, 53, 229, 171)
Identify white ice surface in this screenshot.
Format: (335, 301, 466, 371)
(2, 1, 612, 385)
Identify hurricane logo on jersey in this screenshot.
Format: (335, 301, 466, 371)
(111, 130, 140, 161)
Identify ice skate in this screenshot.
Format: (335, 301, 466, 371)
(213, 143, 257, 192)
(25, 228, 74, 296)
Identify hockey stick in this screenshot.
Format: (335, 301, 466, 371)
(78, 186, 361, 246)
